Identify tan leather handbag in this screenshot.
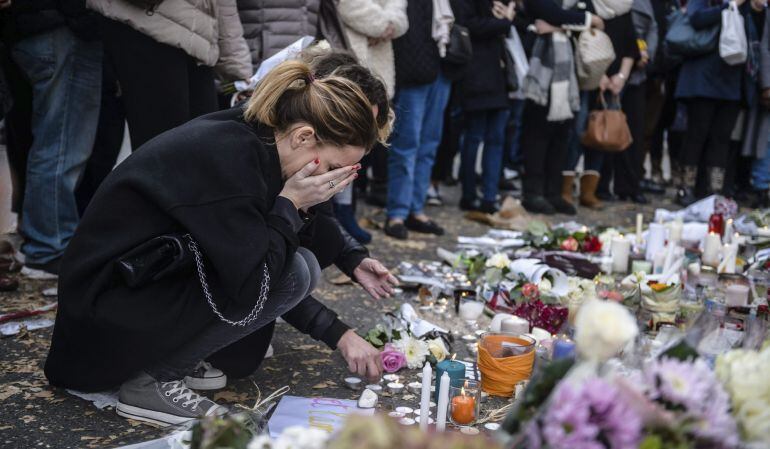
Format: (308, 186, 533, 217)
(581, 93, 633, 152)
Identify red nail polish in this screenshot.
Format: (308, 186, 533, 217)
(314, 158, 320, 164)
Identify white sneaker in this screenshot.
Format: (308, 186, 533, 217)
(21, 266, 58, 281)
(426, 185, 443, 207)
(265, 344, 274, 359)
(503, 168, 519, 180)
(184, 361, 227, 391)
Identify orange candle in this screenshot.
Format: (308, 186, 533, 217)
(451, 388, 476, 425)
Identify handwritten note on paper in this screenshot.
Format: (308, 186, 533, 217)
(267, 396, 375, 438)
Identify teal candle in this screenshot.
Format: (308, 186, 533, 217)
(434, 359, 465, 402)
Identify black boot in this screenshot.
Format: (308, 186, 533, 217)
(523, 195, 556, 214)
(547, 196, 577, 215)
(676, 166, 698, 207)
(708, 166, 726, 196)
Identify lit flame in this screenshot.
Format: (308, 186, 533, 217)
(461, 386, 466, 397)
(451, 353, 456, 362)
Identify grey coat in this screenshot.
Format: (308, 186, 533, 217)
(629, 0, 657, 86)
(237, 0, 350, 68)
(741, 10, 770, 159)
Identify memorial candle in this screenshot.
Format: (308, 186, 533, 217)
(610, 236, 630, 274)
(419, 363, 432, 431)
(702, 232, 722, 267)
(435, 372, 450, 432)
(450, 383, 476, 425)
(635, 213, 643, 245)
(434, 355, 464, 402)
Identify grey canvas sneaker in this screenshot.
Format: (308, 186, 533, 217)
(117, 373, 227, 426)
(184, 361, 227, 391)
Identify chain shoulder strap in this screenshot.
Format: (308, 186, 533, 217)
(185, 234, 270, 327)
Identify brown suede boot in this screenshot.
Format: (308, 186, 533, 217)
(561, 172, 575, 205)
(579, 171, 603, 209)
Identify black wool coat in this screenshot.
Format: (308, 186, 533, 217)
(44, 107, 365, 391)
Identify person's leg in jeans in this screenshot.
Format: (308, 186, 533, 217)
(479, 108, 511, 211)
(118, 248, 320, 425)
(677, 98, 716, 205)
(506, 99, 526, 168)
(101, 18, 193, 150)
(751, 145, 770, 207)
(703, 100, 740, 195)
(407, 74, 451, 233)
(11, 26, 102, 273)
(386, 84, 429, 238)
(460, 111, 488, 207)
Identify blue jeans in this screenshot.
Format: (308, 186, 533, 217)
(753, 147, 770, 190)
(564, 90, 609, 173)
(506, 99, 526, 166)
(387, 74, 451, 220)
(461, 108, 511, 202)
(11, 27, 102, 265)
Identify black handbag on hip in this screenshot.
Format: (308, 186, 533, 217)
(444, 24, 473, 64)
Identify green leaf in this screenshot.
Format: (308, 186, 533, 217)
(661, 341, 699, 361)
(527, 220, 550, 237)
(639, 435, 663, 449)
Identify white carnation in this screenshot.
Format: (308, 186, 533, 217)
(393, 336, 430, 369)
(574, 299, 638, 362)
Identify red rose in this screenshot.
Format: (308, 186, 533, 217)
(582, 235, 602, 253)
(560, 236, 579, 252)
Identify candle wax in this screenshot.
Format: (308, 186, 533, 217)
(451, 394, 476, 425)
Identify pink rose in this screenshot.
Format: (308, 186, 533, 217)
(560, 236, 579, 252)
(380, 343, 407, 373)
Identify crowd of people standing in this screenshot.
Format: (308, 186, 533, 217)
(2, 0, 770, 274)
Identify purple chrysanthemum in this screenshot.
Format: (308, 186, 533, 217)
(642, 358, 739, 448)
(536, 378, 643, 449)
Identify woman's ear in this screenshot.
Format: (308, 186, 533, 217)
(290, 125, 317, 150)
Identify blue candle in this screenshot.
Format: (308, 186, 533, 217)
(434, 359, 465, 402)
(552, 339, 576, 361)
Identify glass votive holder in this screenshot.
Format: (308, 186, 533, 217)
(448, 379, 481, 427)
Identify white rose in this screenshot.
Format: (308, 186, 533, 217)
(485, 253, 511, 269)
(574, 299, 638, 362)
(538, 278, 552, 293)
(427, 338, 448, 362)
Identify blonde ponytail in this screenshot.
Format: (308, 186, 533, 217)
(244, 60, 382, 151)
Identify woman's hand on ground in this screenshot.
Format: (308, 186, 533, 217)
(353, 258, 399, 300)
(337, 330, 382, 382)
(279, 160, 360, 211)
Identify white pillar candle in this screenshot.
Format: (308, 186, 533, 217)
(611, 237, 631, 274)
(501, 316, 529, 335)
(702, 232, 722, 267)
(435, 372, 450, 432)
(636, 213, 644, 245)
(725, 284, 749, 307)
(653, 249, 666, 274)
(724, 219, 734, 243)
(720, 243, 738, 274)
(646, 223, 667, 261)
(669, 218, 683, 244)
(419, 363, 432, 431)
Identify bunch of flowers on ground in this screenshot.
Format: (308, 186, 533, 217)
(364, 325, 449, 372)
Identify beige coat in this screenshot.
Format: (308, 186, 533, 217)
(336, 0, 408, 98)
(87, 0, 253, 81)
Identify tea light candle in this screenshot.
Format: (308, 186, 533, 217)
(407, 381, 422, 394)
(395, 406, 414, 414)
(631, 260, 652, 274)
(501, 316, 529, 334)
(398, 417, 416, 426)
(461, 334, 477, 342)
(388, 412, 405, 419)
(387, 378, 405, 394)
(460, 427, 480, 436)
(726, 284, 749, 307)
(344, 377, 362, 390)
(383, 374, 399, 383)
(365, 384, 382, 393)
(484, 423, 501, 431)
(611, 236, 631, 274)
(702, 232, 722, 267)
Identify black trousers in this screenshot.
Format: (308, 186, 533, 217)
(681, 98, 741, 169)
(432, 85, 463, 183)
(521, 101, 572, 198)
(0, 46, 32, 214)
(611, 83, 646, 196)
(100, 18, 218, 150)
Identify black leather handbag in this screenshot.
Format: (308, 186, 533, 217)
(116, 233, 193, 288)
(444, 24, 473, 64)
